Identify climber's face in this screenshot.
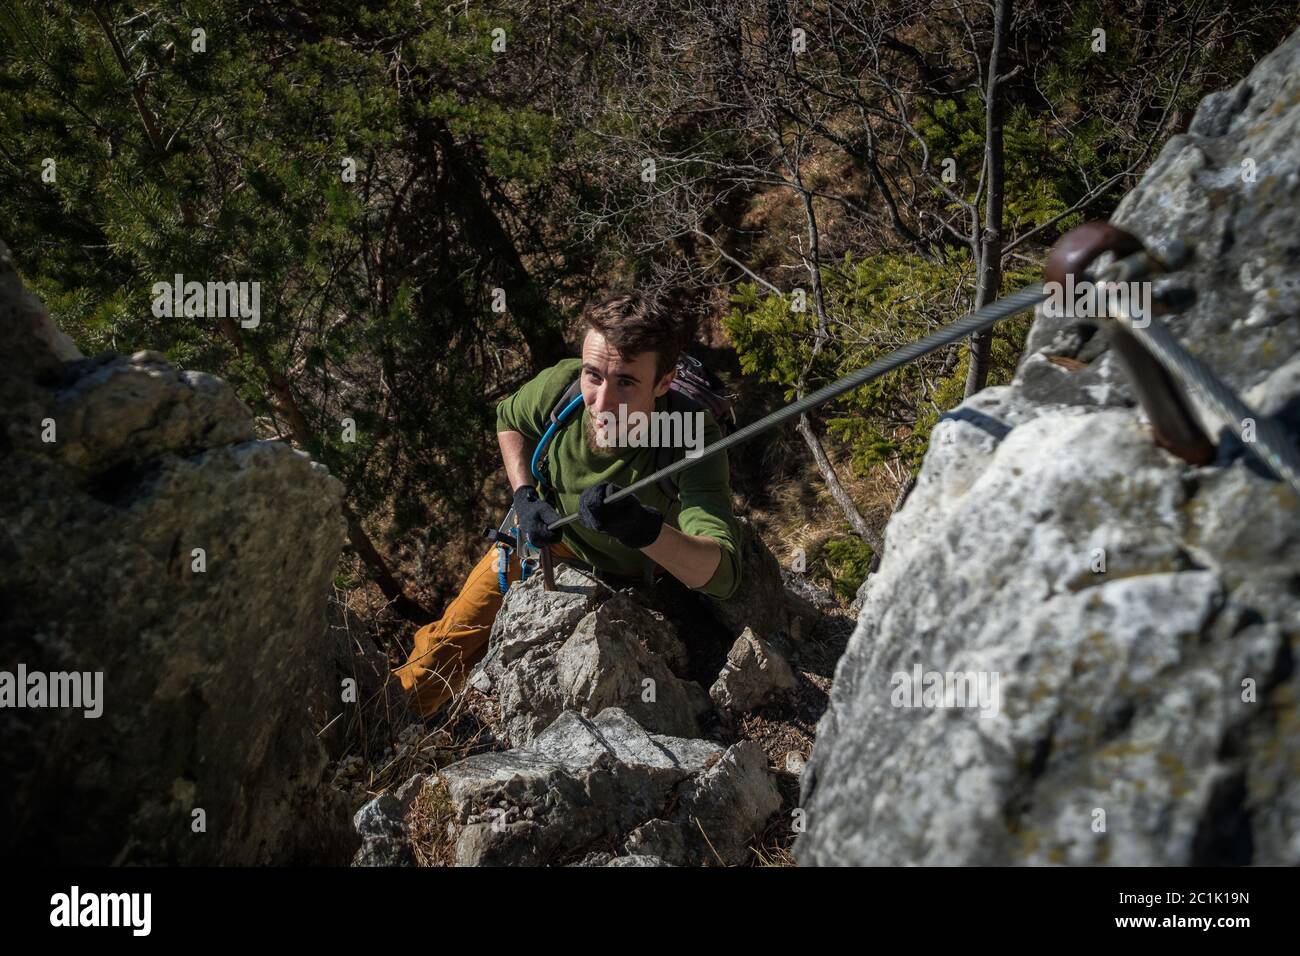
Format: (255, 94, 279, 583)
(580, 330, 674, 454)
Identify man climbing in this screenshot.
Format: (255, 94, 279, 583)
(397, 292, 744, 716)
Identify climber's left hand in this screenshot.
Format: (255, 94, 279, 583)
(577, 481, 664, 549)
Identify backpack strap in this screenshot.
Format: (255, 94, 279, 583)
(533, 378, 585, 493)
(541, 378, 707, 506)
(549, 378, 583, 424)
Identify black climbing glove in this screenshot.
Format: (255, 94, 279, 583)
(512, 484, 563, 547)
(578, 481, 664, 549)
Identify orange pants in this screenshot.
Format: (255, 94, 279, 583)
(396, 540, 583, 716)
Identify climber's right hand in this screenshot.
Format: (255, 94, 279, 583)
(512, 484, 563, 547)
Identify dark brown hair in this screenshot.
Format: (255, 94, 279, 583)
(579, 292, 685, 380)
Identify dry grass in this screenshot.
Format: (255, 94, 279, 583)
(750, 835, 798, 867)
(323, 575, 508, 820)
(741, 435, 908, 598)
(408, 777, 459, 867)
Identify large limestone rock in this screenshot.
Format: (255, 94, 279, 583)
(710, 627, 798, 715)
(0, 240, 355, 864)
(352, 773, 429, 867)
(436, 708, 780, 866)
(410, 557, 791, 866)
(480, 569, 711, 745)
(797, 30, 1300, 866)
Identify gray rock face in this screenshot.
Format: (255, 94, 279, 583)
(481, 564, 603, 675)
(0, 240, 355, 864)
(414, 520, 798, 866)
(484, 572, 710, 744)
(624, 818, 689, 863)
(798, 31, 1300, 866)
(437, 708, 779, 866)
(676, 739, 783, 865)
(710, 627, 798, 715)
(571, 850, 670, 866)
(353, 773, 429, 867)
(606, 853, 671, 866)
(557, 597, 711, 736)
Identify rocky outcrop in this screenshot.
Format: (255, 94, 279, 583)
(438, 707, 780, 866)
(353, 773, 429, 866)
(478, 567, 711, 744)
(0, 240, 356, 864)
(710, 627, 797, 716)
(797, 30, 1300, 866)
(357, 564, 799, 866)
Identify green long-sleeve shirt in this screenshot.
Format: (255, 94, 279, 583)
(496, 358, 742, 599)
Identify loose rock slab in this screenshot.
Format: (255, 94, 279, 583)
(484, 572, 710, 745)
(710, 627, 798, 715)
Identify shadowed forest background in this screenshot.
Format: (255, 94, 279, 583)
(1, 0, 1291, 644)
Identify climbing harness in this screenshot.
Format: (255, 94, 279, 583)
(489, 220, 1300, 591)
